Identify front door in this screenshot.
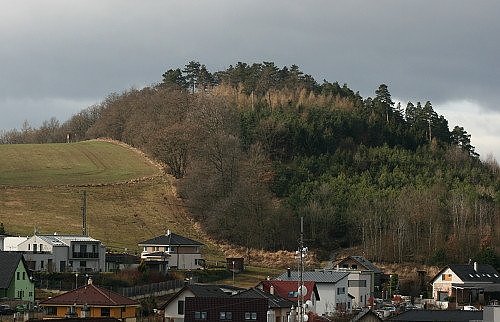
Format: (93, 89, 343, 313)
(60, 261, 66, 272)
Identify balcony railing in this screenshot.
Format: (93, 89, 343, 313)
(72, 252, 99, 259)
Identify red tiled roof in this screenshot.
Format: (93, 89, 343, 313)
(40, 283, 139, 307)
(260, 280, 318, 301)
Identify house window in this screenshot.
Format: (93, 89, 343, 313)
(23, 272, 26, 280)
(438, 291, 448, 301)
(220, 312, 232, 320)
(93, 245, 97, 253)
(442, 274, 452, 281)
(80, 261, 87, 268)
(194, 311, 207, 320)
(46, 306, 57, 315)
(245, 312, 257, 320)
(17, 272, 20, 280)
(100, 307, 110, 316)
(337, 287, 346, 295)
(178, 300, 184, 315)
(40, 244, 43, 252)
(41, 261, 44, 269)
(80, 244, 87, 253)
(33, 244, 37, 252)
(28, 244, 30, 250)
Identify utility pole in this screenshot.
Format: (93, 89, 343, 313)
(81, 191, 87, 236)
(298, 217, 306, 322)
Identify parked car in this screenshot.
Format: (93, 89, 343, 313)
(0, 304, 15, 315)
(463, 305, 479, 311)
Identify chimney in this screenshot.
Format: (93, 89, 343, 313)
(474, 262, 478, 272)
(270, 285, 274, 295)
(166, 229, 171, 236)
(287, 267, 291, 278)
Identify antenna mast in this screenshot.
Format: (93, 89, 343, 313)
(81, 190, 87, 236)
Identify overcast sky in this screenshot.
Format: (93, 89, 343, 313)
(1, 1, 499, 160)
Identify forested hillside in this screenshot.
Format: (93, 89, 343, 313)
(2, 61, 499, 266)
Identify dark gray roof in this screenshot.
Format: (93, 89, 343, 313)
(388, 309, 482, 321)
(138, 232, 203, 246)
(160, 283, 242, 310)
(338, 256, 383, 274)
(351, 309, 382, 322)
(232, 288, 295, 309)
(275, 270, 348, 283)
(0, 252, 24, 289)
(431, 264, 500, 284)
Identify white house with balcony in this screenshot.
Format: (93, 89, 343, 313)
(138, 230, 204, 272)
(16, 234, 106, 273)
(317, 268, 373, 309)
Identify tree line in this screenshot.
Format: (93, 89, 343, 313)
(1, 61, 498, 266)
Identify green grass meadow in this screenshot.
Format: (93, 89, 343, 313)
(0, 140, 159, 186)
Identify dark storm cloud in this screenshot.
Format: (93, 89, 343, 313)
(1, 1, 499, 157)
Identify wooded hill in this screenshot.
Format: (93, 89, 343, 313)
(2, 61, 499, 267)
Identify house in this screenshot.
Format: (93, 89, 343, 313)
(184, 297, 268, 322)
(39, 278, 139, 321)
(257, 280, 320, 313)
(318, 268, 373, 309)
(233, 288, 295, 322)
(105, 253, 140, 272)
(430, 262, 500, 304)
(0, 251, 35, 302)
(336, 256, 383, 295)
(0, 236, 29, 251)
(162, 283, 244, 321)
(17, 234, 106, 272)
(138, 230, 204, 271)
(275, 269, 350, 316)
(388, 309, 483, 321)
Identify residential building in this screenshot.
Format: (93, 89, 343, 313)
(233, 288, 296, 322)
(138, 230, 204, 271)
(17, 234, 106, 272)
(105, 253, 140, 272)
(335, 256, 383, 295)
(162, 283, 244, 322)
(257, 280, 320, 313)
(0, 236, 29, 251)
(275, 269, 350, 316)
(0, 251, 35, 302)
(39, 278, 139, 321)
(388, 309, 483, 321)
(430, 262, 500, 304)
(184, 297, 268, 322)
(318, 268, 373, 308)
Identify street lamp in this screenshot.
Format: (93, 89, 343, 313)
(75, 273, 79, 289)
(232, 261, 235, 286)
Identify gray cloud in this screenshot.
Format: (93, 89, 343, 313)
(1, 0, 499, 156)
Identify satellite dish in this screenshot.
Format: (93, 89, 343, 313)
(303, 314, 309, 322)
(298, 285, 308, 297)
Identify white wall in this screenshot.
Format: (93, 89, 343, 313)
(315, 277, 349, 316)
(164, 289, 196, 322)
(2, 236, 28, 251)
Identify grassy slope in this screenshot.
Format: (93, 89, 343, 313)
(0, 141, 159, 186)
(0, 141, 223, 260)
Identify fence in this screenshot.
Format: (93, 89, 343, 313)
(117, 279, 186, 298)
